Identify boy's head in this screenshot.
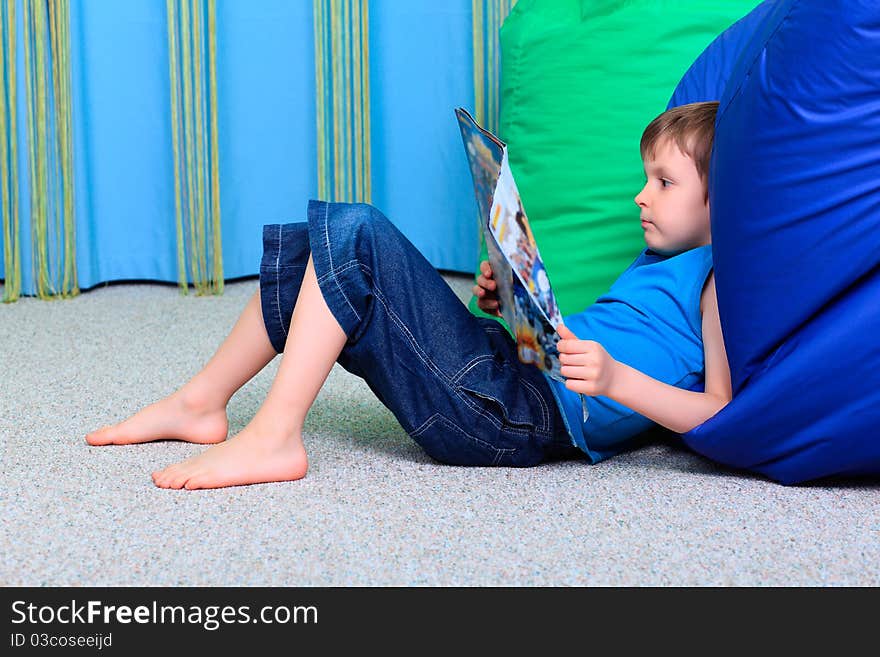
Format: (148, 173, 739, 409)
(635, 101, 719, 255)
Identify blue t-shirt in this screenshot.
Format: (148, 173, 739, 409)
(545, 244, 714, 463)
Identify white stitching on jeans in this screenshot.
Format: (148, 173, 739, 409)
(332, 260, 535, 437)
(361, 266, 531, 436)
(409, 413, 443, 438)
(275, 225, 288, 340)
(450, 355, 495, 384)
(317, 258, 359, 284)
(451, 354, 552, 435)
(323, 204, 361, 322)
(408, 414, 511, 461)
(359, 264, 448, 381)
(519, 377, 550, 431)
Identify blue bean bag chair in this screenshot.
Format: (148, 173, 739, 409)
(672, 0, 880, 484)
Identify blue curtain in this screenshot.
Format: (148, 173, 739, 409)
(0, 0, 479, 295)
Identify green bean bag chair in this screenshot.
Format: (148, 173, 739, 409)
(469, 0, 760, 318)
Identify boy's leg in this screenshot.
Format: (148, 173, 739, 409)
(301, 201, 570, 467)
(152, 254, 345, 489)
(85, 287, 278, 446)
(153, 201, 571, 489)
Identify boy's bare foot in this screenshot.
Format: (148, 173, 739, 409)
(151, 420, 308, 489)
(85, 389, 229, 446)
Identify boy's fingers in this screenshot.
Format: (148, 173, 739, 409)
(476, 275, 497, 291)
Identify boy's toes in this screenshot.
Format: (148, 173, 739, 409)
(152, 468, 176, 488)
(184, 477, 204, 490)
(85, 426, 111, 445)
(168, 469, 194, 490)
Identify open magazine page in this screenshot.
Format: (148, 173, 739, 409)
(456, 107, 590, 419)
(454, 108, 517, 332)
(455, 107, 563, 382)
(488, 152, 563, 380)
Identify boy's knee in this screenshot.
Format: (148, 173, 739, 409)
(331, 202, 401, 255)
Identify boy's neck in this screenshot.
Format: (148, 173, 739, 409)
(645, 243, 710, 258)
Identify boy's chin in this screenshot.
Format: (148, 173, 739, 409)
(644, 238, 683, 256)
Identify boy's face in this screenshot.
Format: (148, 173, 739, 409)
(634, 137, 711, 255)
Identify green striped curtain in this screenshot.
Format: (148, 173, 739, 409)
(313, 0, 371, 204)
(1, 0, 77, 303)
(472, 0, 517, 136)
(0, 0, 19, 302)
(166, 0, 222, 296)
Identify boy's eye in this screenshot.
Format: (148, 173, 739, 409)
(660, 178, 672, 188)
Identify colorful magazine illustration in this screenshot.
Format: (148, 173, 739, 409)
(455, 107, 564, 382)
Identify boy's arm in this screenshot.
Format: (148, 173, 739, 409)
(557, 273, 732, 435)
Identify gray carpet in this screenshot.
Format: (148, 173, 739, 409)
(1, 275, 877, 586)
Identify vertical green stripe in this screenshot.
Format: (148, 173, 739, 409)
(35, 0, 49, 297)
(313, 0, 326, 199)
(21, 0, 35, 295)
(343, 0, 352, 201)
(314, 0, 370, 203)
(0, 1, 9, 299)
(8, 0, 77, 300)
(1, 0, 20, 302)
(63, 0, 77, 295)
(191, 0, 206, 293)
(50, 0, 75, 296)
(472, 0, 516, 135)
(19, 0, 77, 300)
(472, 0, 483, 127)
(208, 0, 222, 294)
(324, 0, 332, 201)
(180, 0, 198, 295)
(484, 0, 497, 132)
(351, 0, 361, 202)
(51, 0, 62, 292)
(361, 0, 370, 203)
(331, 0, 341, 201)
(167, 0, 186, 293)
(23, 0, 49, 298)
(167, 0, 222, 296)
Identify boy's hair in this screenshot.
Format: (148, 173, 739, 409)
(640, 101, 719, 200)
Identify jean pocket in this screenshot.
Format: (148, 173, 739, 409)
(455, 385, 538, 433)
(454, 358, 544, 431)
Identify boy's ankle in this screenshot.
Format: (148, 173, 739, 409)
(177, 382, 229, 412)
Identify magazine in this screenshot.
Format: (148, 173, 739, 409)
(455, 107, 564, 382)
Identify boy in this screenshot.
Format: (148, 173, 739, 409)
(86, 101, 730, 488)
(476, 100, 730, 461)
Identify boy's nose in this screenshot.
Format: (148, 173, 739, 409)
(634, 187, 648, 208)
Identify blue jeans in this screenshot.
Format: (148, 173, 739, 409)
(258, 200, 580, 466)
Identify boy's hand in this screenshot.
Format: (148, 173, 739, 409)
(556, 323, 619, 397)
(473, 260, 503, 317)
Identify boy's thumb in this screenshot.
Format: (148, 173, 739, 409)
(557, 323, 575, 339)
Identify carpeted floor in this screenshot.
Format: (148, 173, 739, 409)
(1, 275, 877, 586)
